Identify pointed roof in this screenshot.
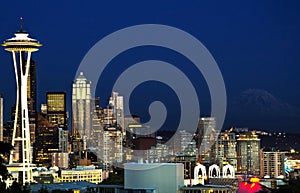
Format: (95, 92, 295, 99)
(77, 71, 87, 80)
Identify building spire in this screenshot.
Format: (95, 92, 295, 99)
(20, 17, 23, 32)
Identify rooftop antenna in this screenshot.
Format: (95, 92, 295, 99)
(20, 17, 23, 32)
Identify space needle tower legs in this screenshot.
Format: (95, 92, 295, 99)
(2, 18, 42, 185)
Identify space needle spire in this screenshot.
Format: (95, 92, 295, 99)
(20, 17, 23, 32)
(2, 18, 42, 185)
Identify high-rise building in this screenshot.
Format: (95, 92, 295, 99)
(89, 97, 103, 160)
(25, 58, 37, 145)
(260, 150, 286, 178)
(102, 125, 123, 170)
(72, 72, 91, 144)
(197, 117, 218, 164)
(214, 130, 237, 170)
(236, 132, 260, 175)
(110, 92, 125, 133)
(2, 23, 42, 184)
(35, 114, 60, 166)
(35, 113, 68, 166)
(0, 95, 3, 141)
(46, 92, 68, 131)
(178, 130, 197, 156)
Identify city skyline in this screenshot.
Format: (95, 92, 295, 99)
(0, 1, 299, 132)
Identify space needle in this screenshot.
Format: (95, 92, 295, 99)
(2, 18, 41, 184)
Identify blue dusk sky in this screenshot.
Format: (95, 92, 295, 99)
(0, 1, 299, 132)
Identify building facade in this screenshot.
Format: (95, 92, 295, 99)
(72, 72, 92, 146)
(125, 163, 184, 193)
(198, 117, 218, 164)
(110, 92, 125, 134)
(236, 132, 260, 175)
(58, 166, 103, 184)
(102, 126, 123, 169)
(260, 150, 286, 178)
(52, 152, 69, 169)
(35, 114, 60, 166)
(214, 130, 237, 170)
(46, 92, 68, 131)
(27, 59, 37, 145)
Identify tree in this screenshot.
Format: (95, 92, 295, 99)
(9, 181, 22, 193)
(0, 141, 13, 180)
(0, 181, 9, 193)
(101, 167, 124, 185)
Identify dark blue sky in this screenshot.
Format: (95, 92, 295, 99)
(0, 1, 299, 132)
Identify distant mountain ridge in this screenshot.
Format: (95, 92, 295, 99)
(232, 89, 298, 117)
(226, 88, 300, 132)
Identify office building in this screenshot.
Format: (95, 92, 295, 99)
(35, 114, 60, 166)
(147, 143, 174, 163)
(72, 72, 92, 145)
(236, 132, 260, 175)
(102, 125, 123, 169)
(26, 59, 37, 145)
(46, 92, 68, 131)
(197, 117, 218, 164)
(52, 153, 69, 169)
(110, 92, 125, 133)
(260, 150, 286, 178)
(81, 97, 103, 164)
(178, 130, 197, 156)
(214, 130, 237, 170)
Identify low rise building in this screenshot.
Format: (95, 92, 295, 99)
(57, 165, 103, 184)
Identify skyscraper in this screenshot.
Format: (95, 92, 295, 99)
(72, 72, 91, 145)
(214, 130, 237, 170)
(0, 95, 3, 141)
(46, 92, 68, 131)
(110, 92, 125, 133)
(102, 125, 123, 169)
(35, 114, 60, 166)
(236, 132, 260, 175)
(45, 92, 68, 156)
(197, 117, 218, 164)
(101, 94, 124, 170)
(26, 59, 37, 145)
